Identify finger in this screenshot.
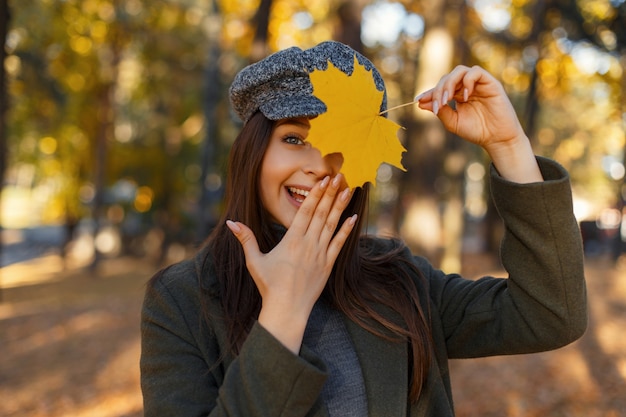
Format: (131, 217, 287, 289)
(415, 89, 435, 114)
(414, 88, 433, 103)
(456, 66, 483, 102)
(306, 174, 346, 239)
(326, 214, 358, 262)
(432, 65, 472, 115)
(226, 220, 262, 269)
(415, 66, 471, 115)
(436, 67, 493, 121)
(287, 176, 330, 235)
(317, 183, 353, 244)
(458, 65, 506, 103)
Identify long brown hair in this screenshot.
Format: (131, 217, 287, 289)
(202, 111, 433, 403)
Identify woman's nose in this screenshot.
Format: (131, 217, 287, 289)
(305, 148, 344, 178)
(324, 152, 344, 174)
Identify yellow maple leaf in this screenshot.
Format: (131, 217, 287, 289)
(307, 56, 406, 188)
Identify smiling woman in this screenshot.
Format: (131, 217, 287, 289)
(140, 40, 587, 417)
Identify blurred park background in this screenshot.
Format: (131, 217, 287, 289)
(0, 0, 625, 416)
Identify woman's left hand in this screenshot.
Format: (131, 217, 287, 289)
(416, 65, 543, 183)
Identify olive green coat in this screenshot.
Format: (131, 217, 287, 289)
(140, 157, 587, 416)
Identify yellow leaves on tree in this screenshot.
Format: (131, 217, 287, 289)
(307, 56, 406, 189)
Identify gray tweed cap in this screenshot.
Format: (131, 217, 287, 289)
(229, 41, 387, 124)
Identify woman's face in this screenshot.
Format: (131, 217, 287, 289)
(259, 117, 345, 228)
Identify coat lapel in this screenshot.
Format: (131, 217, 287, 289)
(344, 317, 408, 416)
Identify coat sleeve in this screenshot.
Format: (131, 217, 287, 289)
(424, 157, 587, 358)
(140, 265, 328, 417)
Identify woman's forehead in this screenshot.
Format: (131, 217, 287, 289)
(275, 117, 311, 129)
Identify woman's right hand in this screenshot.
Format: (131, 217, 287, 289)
(226, 174, 357, 353)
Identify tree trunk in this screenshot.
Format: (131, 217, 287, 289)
(250, 0, 272, 62)
(89, 85, 113, 271)
(0, 0, 8, 181)
(334, 1, 363, 53)
(613, 51, 626, 263)
(0, 0, 10, 299)
(197, 0, 224, 243)
(89, 4, 122, 271)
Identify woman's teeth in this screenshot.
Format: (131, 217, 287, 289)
(288, 187, 309, 203)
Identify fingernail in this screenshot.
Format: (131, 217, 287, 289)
(226, 220, 241, 233)
(442, 91, 449, 106)
(463, 88, 468, 102)
(433, 100, 439, 115)
(340, 188, 351, 202)
(320, 176, 330, 189)
(414, 92, 424, 101)
(349, 214, 358, 226)
(332, 174, 341, 188)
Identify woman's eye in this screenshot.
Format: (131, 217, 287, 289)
(283, 135, 305, 145)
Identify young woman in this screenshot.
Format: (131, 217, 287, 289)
(140, 41, 587, 416)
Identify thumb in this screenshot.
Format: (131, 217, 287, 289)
(226, 220, 261, 261)
(436, 107, 459, 134)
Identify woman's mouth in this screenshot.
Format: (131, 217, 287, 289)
(287, 186, 309, 203)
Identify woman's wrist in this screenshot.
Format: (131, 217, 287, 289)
(485, 134, 544, 184)
(258, 304, 311, 354)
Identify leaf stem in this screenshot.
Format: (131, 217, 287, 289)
(379, 100, 418, 115)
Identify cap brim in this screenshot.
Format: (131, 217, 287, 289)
(259, 95, 327, 121)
